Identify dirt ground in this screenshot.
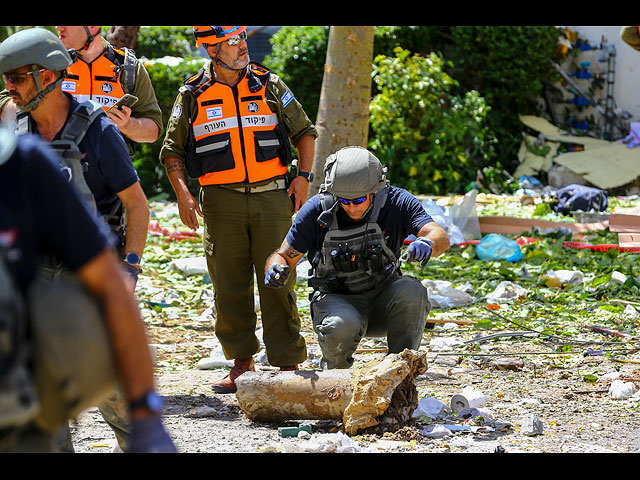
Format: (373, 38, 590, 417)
(69, 308, 640, 454)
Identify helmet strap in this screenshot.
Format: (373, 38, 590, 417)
(212, 43, 249, 73)
(81, 26, 98, 51)
(18, 69, 66, 114)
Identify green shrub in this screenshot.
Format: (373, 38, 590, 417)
(266, 26, 561, 190)
(133, 26, 195, 60)
(369, 49, 496, 195)
(263, 26, 329, 123)
(446, 26, 561, 168)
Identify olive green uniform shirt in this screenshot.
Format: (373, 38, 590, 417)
(100, 38, 164, 136)
(159, 60, 317, 186)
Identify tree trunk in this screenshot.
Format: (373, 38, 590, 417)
(310, 26, 375, 194)
(107, 26, 141, 49)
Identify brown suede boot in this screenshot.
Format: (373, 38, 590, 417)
(211, 357, 255, 394)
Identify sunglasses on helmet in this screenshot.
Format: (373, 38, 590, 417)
(337, 195, 369, 206)
(226, 31, 247, 46)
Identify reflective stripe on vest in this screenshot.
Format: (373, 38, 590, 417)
(186, 64, 288, 186)
(62, 47, 132, 111)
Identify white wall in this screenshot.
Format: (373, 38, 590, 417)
(567, 26, 639, 121)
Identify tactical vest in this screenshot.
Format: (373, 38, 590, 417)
(183, 62, 290, 186)
(309, 187, 399, 295)
(61, 46, 137, 111)
(15, 101, 124, 243)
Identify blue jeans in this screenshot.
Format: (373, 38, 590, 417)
(311, 275, 430, 369)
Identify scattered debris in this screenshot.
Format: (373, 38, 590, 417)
(516, 115, 640, 192)
(609, 380, 637, 400)
(450, 387, 487, 413)
(519, 413, 544, 436)
(542, 269, 584, 288)
(421, 279, 475, 309)
(485, 281, 527, 303)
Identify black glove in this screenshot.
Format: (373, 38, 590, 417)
(405, 237, 433, 266)
(129, 415, 178, 453)
(265, 264, 290, 288)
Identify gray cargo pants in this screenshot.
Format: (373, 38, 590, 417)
(310, 275, 430, 369)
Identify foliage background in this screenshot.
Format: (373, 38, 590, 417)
(1, 26, 563, 198)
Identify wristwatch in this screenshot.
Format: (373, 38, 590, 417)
(129, 390, 165, 414)
(123, 252, 141, 267)
(298, 171, 314, 183)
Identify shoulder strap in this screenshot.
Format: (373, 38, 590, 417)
(105, 46, 138, 94)
(59, 100, 105, 147)
(182, 67, 215, 99)
(367, 187, 389, 224)
(50, 101, 104, 216)
(122, 48, 138, 93)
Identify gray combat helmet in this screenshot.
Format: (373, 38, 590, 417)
(323, 146, 389, 199)
(0, 28, 76, 113)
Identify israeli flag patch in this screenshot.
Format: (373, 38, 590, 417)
(281, 90, 294, 108)
(61, 81, 76, 93)
(206, 107, 223, 120)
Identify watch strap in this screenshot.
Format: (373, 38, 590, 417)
(299, 171, 314, 182)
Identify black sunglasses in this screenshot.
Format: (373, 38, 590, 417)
(337, 195, 369, 206)
(2, 69, 43, 86)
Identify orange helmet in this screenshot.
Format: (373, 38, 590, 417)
(193, 26, 247, 48)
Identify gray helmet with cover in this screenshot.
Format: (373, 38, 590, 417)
(323, 146, 389, 199)
(0, 28, 76, 112)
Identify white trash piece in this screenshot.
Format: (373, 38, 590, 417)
(412, 397, 450, 419)
(421, 279, 475, 309)
(610, 271, 628, 286)
(429, 336, 465, 352)
(624, 304, 640, 319)
(609, 379, 637, 400)
(169, 256, 208, 276)
(520, 413, 543, 436)
(541, 269, 584, 287)
(485, 281, 527, 303)
(450, 386, 487, 413)
(420, 424, 453, 438)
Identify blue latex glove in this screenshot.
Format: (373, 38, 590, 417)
(405, 237, 433, 266)
(265, 264, 290, 288)
(129, 415, 178, 453)
(122, 261, 140, 285)
(623, 122, 640, 148)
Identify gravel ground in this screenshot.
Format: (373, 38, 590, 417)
(69, 323, 640, 454)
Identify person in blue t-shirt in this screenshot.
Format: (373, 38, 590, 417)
(0, 27, 148, 292)
(0, 27, 151, 453)
(0, 126, 175, 453)
(264, 147, 450, 369)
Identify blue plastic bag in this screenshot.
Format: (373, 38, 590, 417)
(476, 234, 523, 263)
(623, 122, 640, 148)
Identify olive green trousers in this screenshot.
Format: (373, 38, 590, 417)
(200, 185, 307, 367)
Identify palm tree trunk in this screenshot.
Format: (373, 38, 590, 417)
(310, 26, 375, 194)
